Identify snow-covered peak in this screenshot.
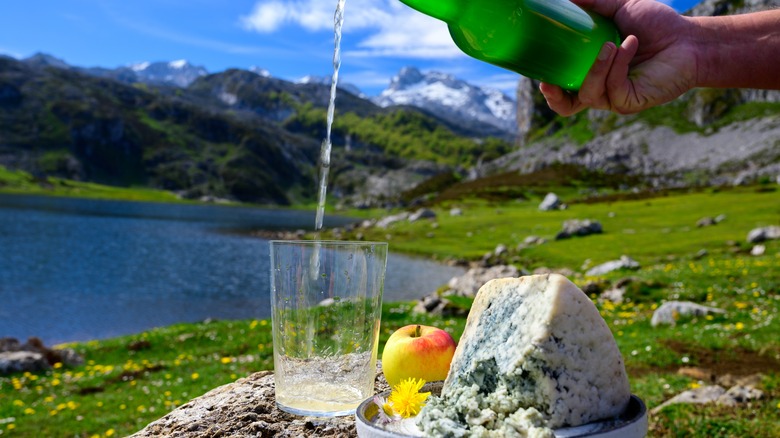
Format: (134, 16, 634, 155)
(130, 61, 151, 72)
(168, 59, 189, 69)
(249, 66, 271, 77)
(125, 60, 208, 87)
(375, 67, 517, 134)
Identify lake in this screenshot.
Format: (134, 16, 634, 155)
(0, 194, 464, 344)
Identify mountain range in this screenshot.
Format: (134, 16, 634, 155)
(1, 0, 779, 208)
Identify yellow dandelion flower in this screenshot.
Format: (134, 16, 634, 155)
(51, 378, 61, 386)
(260, 320, 268, 326)
(250, 320, 259, 329)
(7, 423, 16, 430)
(53, 362, 63, 369)
(388, 378, 431, 418)
(13, 399, 24, 407)
(220, 357, 232, 364)
(735, 322, 745, 330)
(106, 429, 116, 437)
(191, 373, 200, 380)
(24, 408, 35, 415)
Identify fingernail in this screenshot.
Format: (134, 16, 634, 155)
(597, 43, 613, 61)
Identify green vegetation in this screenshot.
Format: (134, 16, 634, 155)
(0, 165, 182, 203)
(1, 185, 778, 437)
(285, 104, 513, 167)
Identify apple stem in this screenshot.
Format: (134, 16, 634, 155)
(414, 325, 422, 338)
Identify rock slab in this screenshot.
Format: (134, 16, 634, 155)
(132, 367, 390, 437)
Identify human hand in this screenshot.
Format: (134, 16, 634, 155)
(540, 0, 698, 116)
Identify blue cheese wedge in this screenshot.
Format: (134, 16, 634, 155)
(417, 274, 630, 437)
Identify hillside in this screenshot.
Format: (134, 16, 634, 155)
(0, 56, 511, 206)
(1, 0, 779, 207)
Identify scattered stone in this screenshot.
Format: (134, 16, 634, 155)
(600, 286, 626, 304)
(717, 385, 764, 406)
(555, 219, 603, 240)
(538, 193, 561, 211)
(651, 301, 726, 326)
(714, 214, 727, 223)
(650, 385, 727, 414)
(651, 382, 764, 415)
(694, 249, 709, 259)
(0, 351, 50, 374)
(0, 337, 84, 375)
(716, 373, 763, 389)
(585, 255, 640, 276)
(376, 212, 409, 229)
(516, 236, 547, 251)
(445, 265, 520, 298)
(697, 217, 717, 227)
(531, 267, 576, 278)
(450, 208, 463, 216)
(131, 365, 391, 437)
(747, 225, 780, 243)
(751, 245, 766, 256)
(412, 295, 467, 318)
(408, 208, 437, 222)
(524, 236, 546, 246)
(493, 244, 508, 257)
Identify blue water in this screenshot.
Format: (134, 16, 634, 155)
(0, 195, 463, 344)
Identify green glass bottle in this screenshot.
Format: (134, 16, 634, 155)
(398, 0, 621, 90)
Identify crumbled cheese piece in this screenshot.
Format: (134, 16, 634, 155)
(417, 274, 630, 436)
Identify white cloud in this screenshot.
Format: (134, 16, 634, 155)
(240, 0, 461, 59)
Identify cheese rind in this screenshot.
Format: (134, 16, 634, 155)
(417, 274, 630, 436)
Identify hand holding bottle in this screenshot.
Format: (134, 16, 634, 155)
(540, 0, 780, 116)
(539, 0, 696, 116)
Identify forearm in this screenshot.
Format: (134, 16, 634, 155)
(692, 9, 780, 90)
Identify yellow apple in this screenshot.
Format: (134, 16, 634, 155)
(381, 324, 456, 387)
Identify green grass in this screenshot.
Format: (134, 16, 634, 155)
(1, 186, 779, 437)
(0, 165, 183, 203)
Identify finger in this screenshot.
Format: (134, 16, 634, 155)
(606, 35, 640, 112)
(577, 42, 617, 110)
(539, 82, 587, 117)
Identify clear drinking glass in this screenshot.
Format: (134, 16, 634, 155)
(270, 240, 388, 417)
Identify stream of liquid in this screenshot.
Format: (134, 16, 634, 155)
(315, 0, 347, 232)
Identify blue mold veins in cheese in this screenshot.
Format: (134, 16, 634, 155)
(417, 274, 630, 437)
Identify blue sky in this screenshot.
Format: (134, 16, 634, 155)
(0, 0, 701, 97)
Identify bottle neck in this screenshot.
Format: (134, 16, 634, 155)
(398, 0, 463, 23)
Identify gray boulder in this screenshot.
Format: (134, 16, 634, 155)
(132, 367, 391, 437)
(409, 208, 437, 222)
(556, 219, 603, 240)
(539, 193, 562, 211)
(651, 301, 726, 326)
(376, 212, 409, 228)
(0, 351, 51, 374)
(446, 265, 520, 298)
(585, 255, 640, 276)
(747, 225, 780, 243)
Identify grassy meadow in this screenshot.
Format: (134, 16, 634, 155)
(1, 183, 779, 437)
(0, 165, 183, 203)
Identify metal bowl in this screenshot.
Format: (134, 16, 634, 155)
(355, 382, 647, 438)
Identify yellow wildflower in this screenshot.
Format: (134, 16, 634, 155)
(191, 373, 200, 380)
(221, 357, 232, 364)
(388, 378, 431, 418)
(106, 429, 116, 437)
